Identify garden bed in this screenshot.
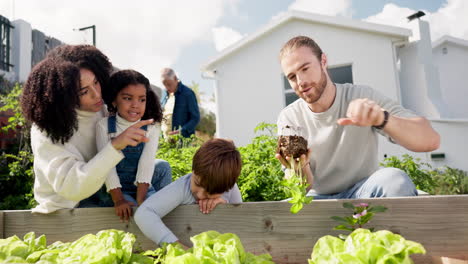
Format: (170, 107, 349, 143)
(1, 195, 467, 264)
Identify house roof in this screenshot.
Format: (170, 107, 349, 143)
(433, 35, 468, 49)
(201, 10, 412, 71)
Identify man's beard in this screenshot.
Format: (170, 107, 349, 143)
(299, 67, 328, 105)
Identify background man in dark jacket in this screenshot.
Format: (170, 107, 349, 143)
(160, 68, 200, 138)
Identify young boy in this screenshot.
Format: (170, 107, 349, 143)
(134, 138, 243, 246)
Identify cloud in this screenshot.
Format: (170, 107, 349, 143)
(288, 0, 353, 17)
(364, 0, 468, 42)
(0, 0, 233, 87)
(212, 26, 244, 51)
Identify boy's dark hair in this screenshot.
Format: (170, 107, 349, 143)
(47, 44, 113, 97)
(107, 70, 163, 123)
(21, 58, 81, 144)
(192, 138, 242, 194)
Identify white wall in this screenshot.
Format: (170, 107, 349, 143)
(378, 120, 468, 172)
(11, 19, 32, 83)
(213, 19, 405, 146)
(433, 43, 468, 118)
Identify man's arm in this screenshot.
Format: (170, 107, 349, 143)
(180, 91, 200, 136)
(337, 98, 440, 152)
(381, 115, 440, 152)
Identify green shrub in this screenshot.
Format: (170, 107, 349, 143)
(380, 154, 437, 193)
(432, 166, 468, 195)
(380, 155, 468, 195)
(0, 151, 36, 209)
(237, 123, 287, 202)
(156, 134, 203, 181)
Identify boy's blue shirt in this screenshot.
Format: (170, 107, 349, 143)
(135, 173, 242, 245)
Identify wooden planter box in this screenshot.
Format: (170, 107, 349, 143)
(1, 195, 467, 264)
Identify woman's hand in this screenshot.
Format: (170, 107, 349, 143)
(111, 119, 154, 151)
(198, 197, 227, 214)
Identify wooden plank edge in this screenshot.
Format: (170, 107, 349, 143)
(0, 211, 4, 239)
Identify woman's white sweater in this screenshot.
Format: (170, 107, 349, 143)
(31, 109, 123, 213)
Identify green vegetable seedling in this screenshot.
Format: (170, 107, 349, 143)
(282, 159, 313, 214)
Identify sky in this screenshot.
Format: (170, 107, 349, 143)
(0, 0, 466, 113)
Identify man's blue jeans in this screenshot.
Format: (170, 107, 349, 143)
(308, 168, 418, 199)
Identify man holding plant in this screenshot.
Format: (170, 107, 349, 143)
(276, 35, 440, 199)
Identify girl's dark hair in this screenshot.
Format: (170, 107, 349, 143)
(107, 70, 163, 122)
(21, 58, 81, 144)
(47, 44, 113, 96)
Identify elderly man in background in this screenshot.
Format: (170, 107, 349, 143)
(160, 68, 200, 138)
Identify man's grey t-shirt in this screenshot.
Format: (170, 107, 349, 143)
(135, 173, 242, 244)
(277, 83, 417, 195)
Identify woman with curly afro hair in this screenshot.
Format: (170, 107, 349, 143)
(21, 45, 157, 214)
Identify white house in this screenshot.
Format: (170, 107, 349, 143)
(201, 10, 468, 171)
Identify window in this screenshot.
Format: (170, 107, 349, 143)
(0, 15, 13, 72)
(283, 64, 353, 106)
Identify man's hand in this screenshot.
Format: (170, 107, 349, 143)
(275, 148, 312, 172)
(198, 197, 226, 214)
(275, 148, 314, 190)
(136, 183, 150, 206)
(112, 119, 154, 150)
(168, 130, 180, 135)
(337, 98, 385, 127)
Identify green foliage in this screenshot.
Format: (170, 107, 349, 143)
(331, 202, 387, 239)
(308, 229, 426, 264)
(144, 231, 274, 263)
(432, 166, 468, 195)
(0, 74, 15, 95)
(0, 83, 26, 134)
(196, 108, 216, 136)
(282, 160, 313, 214)
(380, 154, 468, 195)
(0, 229, 155, 263)
(0, 230, 274, 264)
(380, 154, 437, 193)
(156, 134, 203, 181)
(0, 151, 36, 209)
(0, 83, 30, 153)
(237, 122, 288, 202)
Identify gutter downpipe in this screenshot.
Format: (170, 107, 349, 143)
(391, 39, 408, 105)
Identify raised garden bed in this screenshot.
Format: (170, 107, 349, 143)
(1, 195, 467, 263)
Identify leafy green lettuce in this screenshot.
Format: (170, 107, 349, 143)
(145, 231, 275, 264)
(0, 229, 153, 264)
(308, 228, 426, 264)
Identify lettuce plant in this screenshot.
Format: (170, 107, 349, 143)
(143, 231, 275, 264)
(308, 228, 426, 264)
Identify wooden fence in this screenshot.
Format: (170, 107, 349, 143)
(2, 195, 468, 264)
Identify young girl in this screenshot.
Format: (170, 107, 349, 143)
(96, 69, 170, 222)
(21, 45, 153, 214)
